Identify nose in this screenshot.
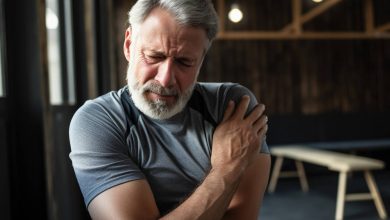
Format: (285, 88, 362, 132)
(155, 59, 176, 87)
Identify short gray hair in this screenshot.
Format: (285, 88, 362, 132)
(128, 0, 219, 41)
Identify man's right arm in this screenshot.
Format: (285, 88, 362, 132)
(88, 96, 268, 219)
(88, 180, 160, 220)
(88, 166, 240, 220)
(88, 167, 239, 220)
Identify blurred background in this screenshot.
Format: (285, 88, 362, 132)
(0, 0, 389, 219)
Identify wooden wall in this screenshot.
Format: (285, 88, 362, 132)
(204, 0, 390, 144)
(200, 0, 390, 115)
(222, 0, 390, 31)
(200, 40, 390, 115)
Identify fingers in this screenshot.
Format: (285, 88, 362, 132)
(232, 95, 250, 119)
(245, 104, 265, 124)
(258, 124, 268, 137)
(222, 100, 235, 122)
(253, 115, 268, 135)
(224, 96, 267, 130)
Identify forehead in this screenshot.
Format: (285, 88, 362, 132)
(135, 8, 209, 55)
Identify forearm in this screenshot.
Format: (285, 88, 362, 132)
(222, 153, 271, 220)
(161, 97, 267, 220)
(161, 167, 242, 220)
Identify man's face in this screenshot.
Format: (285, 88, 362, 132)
(124, 8, 209, 119)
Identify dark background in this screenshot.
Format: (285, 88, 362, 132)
(0, 0, 389, 219)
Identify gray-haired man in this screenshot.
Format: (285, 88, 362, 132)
(69, 0, 270, 219)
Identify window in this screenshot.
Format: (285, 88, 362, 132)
(46, 0, 63, 104)
(46, 0, 76, 105)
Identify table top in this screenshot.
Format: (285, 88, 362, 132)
(271, 138, 390, 151)
(271, 146, 385, 171)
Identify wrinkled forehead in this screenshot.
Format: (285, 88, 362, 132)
(133, 8, 210, 53)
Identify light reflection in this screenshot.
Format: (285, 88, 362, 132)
(46, 8, 59, 30)
(46, 0, 63, 105)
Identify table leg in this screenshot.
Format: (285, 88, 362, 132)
(336, 171, 347, 220)
(364, 170, 388, 219)
(295, 160, 309, 192)
(268, 156, 284, 193)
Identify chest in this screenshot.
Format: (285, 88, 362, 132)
(128, 113, 214, 185)
(126, 115, 215, 213)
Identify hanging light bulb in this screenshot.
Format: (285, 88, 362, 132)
(228, 4, 243, 23)
(312, 0, 323, 3)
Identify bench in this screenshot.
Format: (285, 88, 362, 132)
(268, 145, 388, 220)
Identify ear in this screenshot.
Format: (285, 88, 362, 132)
(123, 27, 132, 62)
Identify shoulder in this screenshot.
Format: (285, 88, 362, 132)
(194, 82, 260, 122)
(195, 82, 240, 95)
(69, 87, 130, 154)
(69, 87, 146, 206)
(194, 83, 269, 154)
(70, 88, 127, 132)
(195, 82, 257, 103)
(72, 88, 125, 118)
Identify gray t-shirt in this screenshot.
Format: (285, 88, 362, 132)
(69, 82, 269, 214)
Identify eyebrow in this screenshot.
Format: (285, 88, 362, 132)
(144, 48, 196, 61)
(145, 49, 165, 56)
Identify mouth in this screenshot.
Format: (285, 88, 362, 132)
(145, 91, 177, 103)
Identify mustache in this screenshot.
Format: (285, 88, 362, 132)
(142, 82, 178, 96)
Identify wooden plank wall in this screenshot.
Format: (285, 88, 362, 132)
(199, 0, 390, 115)
(200, 40, 390, 115)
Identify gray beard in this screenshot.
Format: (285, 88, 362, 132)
(127, 69, 195, 120)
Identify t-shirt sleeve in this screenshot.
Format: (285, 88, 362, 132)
(69, 100, 145, 207)
(221, 84, 270, 154)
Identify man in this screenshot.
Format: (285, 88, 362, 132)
(69, 0, 270, 219)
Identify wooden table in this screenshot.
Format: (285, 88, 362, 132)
(268, 145, 387, 220)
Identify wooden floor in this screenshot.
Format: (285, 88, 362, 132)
(259, 170, 390, 220)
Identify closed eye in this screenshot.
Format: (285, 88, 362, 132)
(175, 58, 193, 67)
(146, 54, 165, 63)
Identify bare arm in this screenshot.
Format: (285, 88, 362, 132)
(88, 180, 160, 220)
(223, 153, 271, 220)
(88, 153, 271, 220)
(88, 96, 268, 220)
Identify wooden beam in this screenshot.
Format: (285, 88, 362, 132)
(217, 31, 390, 40)
(302, 0, 342, 23)
(282, 0, 342, 32)
(217, 0, 390, 40)
(292, 0, 302, 34)
(217, 0, 225, 33)
(364, 0, 374, 33)
(376, 23, 390, 32)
